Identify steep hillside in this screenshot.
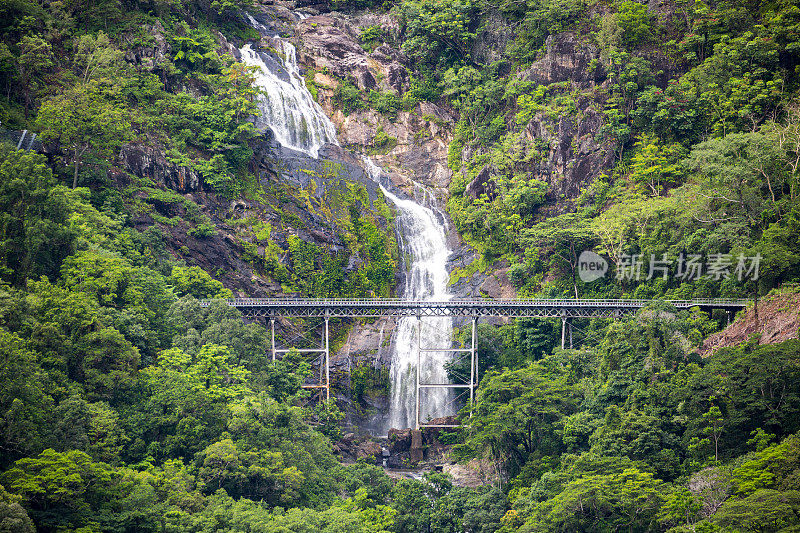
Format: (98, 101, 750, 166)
(700, 287, 800, 356)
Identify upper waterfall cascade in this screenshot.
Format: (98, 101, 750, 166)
(243, 14, 454, 429)
(240, 17, 337, 157)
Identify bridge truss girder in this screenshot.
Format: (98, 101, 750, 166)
(239, 306, 639, 319)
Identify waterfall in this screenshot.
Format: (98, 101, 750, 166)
(242, 14, 454, 429)
(239, 20, 337, 157)
(363, 158, 454, 430)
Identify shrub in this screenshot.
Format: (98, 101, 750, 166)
(333, 79, 366, 115)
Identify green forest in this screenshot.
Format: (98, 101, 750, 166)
(0, 0, 799, 530)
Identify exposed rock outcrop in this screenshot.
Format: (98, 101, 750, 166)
(294, 13, 454, 196)
(516, 32, 615, 201)
(297, 14, 409, 94)
(120, 144, 201, 192)
(298, 15, 377, 90)
(471, 10, 516, 66)
(523, 103, 615, 200)
(478, 266, 516, 299)
(465, 165, 495, 200)
(520, 32, 606, 87)
(123, 20, 171, 72)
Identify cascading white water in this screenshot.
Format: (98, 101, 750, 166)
(239, 27, 337, 157)
(242, 15, 454, 429)
(363, 158, 454, 430)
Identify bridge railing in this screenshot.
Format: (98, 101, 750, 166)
(199, 297, 751, 308)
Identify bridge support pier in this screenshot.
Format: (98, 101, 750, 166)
(270, 319, 276, 361)
(415, 319, 421, 431)
(415, 316, 479, 430)
(561, 317, 573, 350)
(325, 316, 330, 402)
(469, 316, 477, 413)
(269, 316, 331, 403)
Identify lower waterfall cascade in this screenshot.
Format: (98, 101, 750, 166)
(363, 158, 455, 431)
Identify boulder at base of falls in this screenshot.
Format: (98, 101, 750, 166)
(355, 440, 383, 462)
(388, 428, 412, 453)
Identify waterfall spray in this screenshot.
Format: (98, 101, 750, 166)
(239, 20, 337, 157)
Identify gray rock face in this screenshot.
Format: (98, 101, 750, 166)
(371, 45, 410, 94)
(120, 144, 200, 192)
(124, 20, 171, 72)
(521, 32, 606, 87)
(520, 102, 615, 201)
(471, 10, 516, 65)
(356, 440, 382, 461)
(330, 102, 455, 196)
(298, 15, 378, 90)
(465, 165, 495, 200)
(500, 32, 616, 203)
(297, 14, 411, 94)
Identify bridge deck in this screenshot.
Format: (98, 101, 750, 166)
(199, 298, 750, 318)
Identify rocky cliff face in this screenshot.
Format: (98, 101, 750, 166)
(296, 13, 455, 199)
(519, 32, 615, 202)
(463, 30, 616, 207)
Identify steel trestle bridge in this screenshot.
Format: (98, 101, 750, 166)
(202, 297, 749, 319)
(203, 297, 749, 429)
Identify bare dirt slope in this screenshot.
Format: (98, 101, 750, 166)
(700, 288, 800, 357)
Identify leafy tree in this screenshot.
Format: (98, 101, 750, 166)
(77, 326, 140, 401)
(629, 134, 686, 195)
(658, 486, 702, 531)
(684, 132, 788, 226)
(0, 327, 53, 465)
(0, 483, 34, 533)
(332, 78, 366, 115)
(589, 409, 682, 480)
(168, 265, 233, 299)
(335, 461, 394, 503)
(0, 146, 73, 286)
(131, 345, 247, 460)
(712, 489, 800, 532)
(732, 433, 800, 496)
(703, 400, 725, 463)
(592, 193, 666, 273)
(225, 394, 339, 507)
(400, 0, 478, 71)
(457, 360, 579, 476)
(73, 31, 123, 83)
(522, 213, 597, 298)
(616, 0, 655, 48)
(523, 468, 670, 532)
(36, 80, 132, 188)
(0, 449, 119, 531)
(679, 340, 800, 459)
(16, 35, 53, 116)
(196, 437, 302, 504)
